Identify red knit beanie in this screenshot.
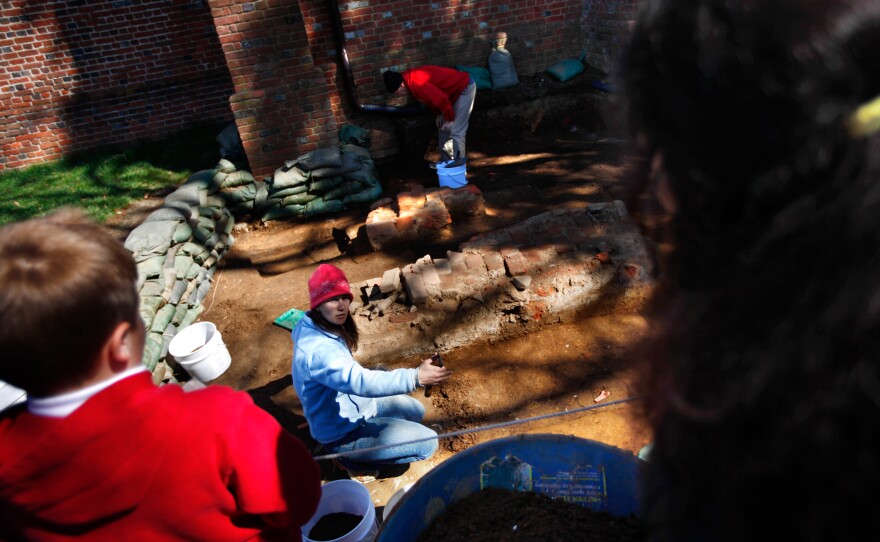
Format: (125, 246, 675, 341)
(308, 264, 353, 309)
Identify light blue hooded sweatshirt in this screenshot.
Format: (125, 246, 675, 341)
(291, 314, 419, 444)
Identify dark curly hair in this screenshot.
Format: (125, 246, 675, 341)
(623, 0, 880, 539)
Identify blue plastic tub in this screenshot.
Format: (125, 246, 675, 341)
(436, 160, 467, 188)
(376, 434, 644, 540)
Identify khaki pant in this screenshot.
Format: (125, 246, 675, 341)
(439, 80, 477, 163)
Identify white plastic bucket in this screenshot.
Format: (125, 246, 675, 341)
(382, 483, 413, 523)
(437, 161, 467, 188)
(302, 480, 378, 542)
(168, 322, 231, 382)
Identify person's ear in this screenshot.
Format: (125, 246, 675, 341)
(106, 322, 135, 369)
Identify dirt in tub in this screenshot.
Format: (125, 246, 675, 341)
(417, 487, 645, 542)
(308, 512, 363, 541)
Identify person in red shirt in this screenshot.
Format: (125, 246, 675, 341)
(0, 208, 322, 541)
(385, 65, 477, 168)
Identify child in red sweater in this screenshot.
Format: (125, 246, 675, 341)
(385, 65, 477, 167)
(0, 208, 321, 541)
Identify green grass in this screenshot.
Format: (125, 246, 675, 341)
(0, 123, 231, 225)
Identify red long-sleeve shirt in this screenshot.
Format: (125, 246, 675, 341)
(0, 372, 322, 541)
(403, 65, 471, 121)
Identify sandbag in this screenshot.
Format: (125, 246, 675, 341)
(216, 158, 237, 174)
(281, 192, 318, 206)
(340, 143, 372, 161)
(339, 124, 370, 148)
(166, 182, 207, 207)
(184, 169, 220, 192)
(262, 204, 305, 222)
(547, 53, 585, 82)
(303, 198, 343, 217)
(150, 304, 176, 334)
(457, 65, 493, 90)
(323, 180, 363, 201)
(172, 222, 192, 244)
(488, 48, 519, 89)
(343, 164, 379, 187)
(272, 165, 310, 190)
(218, 183, 257, 205)
(309, 152, 363, 179)
(343, 184, 383, 206)
(136, 255, 165, 281)
(286, 147, 341, 172)
(220, 170, 255, 189)
(269, 184, 309, 198)
(125, 220, 178, 261)
(308, 176, 346, 194)
(144, 205, 189, 224)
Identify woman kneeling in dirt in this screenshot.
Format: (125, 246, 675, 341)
(291, 264, 451, 478)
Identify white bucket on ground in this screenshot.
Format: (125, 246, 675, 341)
(302, 479, 378, 542)
(436, 161, 467, 188)
(168, 322, 231, 382)
(382, 483, 414, 523)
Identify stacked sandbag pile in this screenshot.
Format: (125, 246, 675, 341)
(261, 125, 382, 222)
(124, 165, 235, 385)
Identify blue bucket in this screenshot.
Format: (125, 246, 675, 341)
(436, 160, 467, 188)
(376, 434, 644, 540)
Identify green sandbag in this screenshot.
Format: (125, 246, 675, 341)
(139, 279, 164, 298)
(323, 180, 362, 200)
(339, 124, 370, 148)
(185, 261, 202, 280)
(199, 205, 224, 221)
(261, 204, 305, 222)
(193, 226, 212, 244)
(343, 164, 379, 187)
(175, 254, 195, 279)
(340, 143, 372, 161)
(281, 192, 318, 206)
(142, 332, 164, 371)
(206, 195, 226, 208)
(220, 170, 255, 189)
(172, 222, 193, 244)
(125, 220, 178, 261)
(216, 158, 237, 174)
(303, 198, 343, 217)
(343, 184, 383, 205)
(179, 305, 204, 328)
(269, 184, 308, 198)
(290, 147, 342, 171)
(308, 176, 346, 194)
(150, 304, 176, 334)
(184, 169, 220, 192)
(456, 65, 493, 90)
(272, 165, 309, 190)
(218, 183, 257, 205)
(197, 215, 216, 233)
(547, 52, 586, 82)
(171, 303, 189, 325)
(309, 152, 363, 179)
(136, 255, 165, 280)
(178, 242, 206, 258)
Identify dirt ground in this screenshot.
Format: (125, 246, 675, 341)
(106, 73, 671, 511)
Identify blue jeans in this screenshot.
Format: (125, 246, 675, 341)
(326, 395, 438, 471)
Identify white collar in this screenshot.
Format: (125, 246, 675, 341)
(28, 366, 148, 418)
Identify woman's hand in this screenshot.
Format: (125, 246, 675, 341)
(418, 357, 451, 386)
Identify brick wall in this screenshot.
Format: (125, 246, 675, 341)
(582, 0, 641, 74)
(1, 0, 638, 175)
(212, 0, 617, 179)
(0, 0, 234, 171)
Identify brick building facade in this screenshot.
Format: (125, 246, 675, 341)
(1, 0, 639, 176)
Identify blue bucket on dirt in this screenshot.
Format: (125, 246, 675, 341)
(436, 160, 467, 188)
(376, 434, 644, 541)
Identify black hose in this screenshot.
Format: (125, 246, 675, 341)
(327, 0, 425, 115)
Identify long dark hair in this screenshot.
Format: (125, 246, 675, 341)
(309, 308, 359, 352)
(624, 0, 880, 539)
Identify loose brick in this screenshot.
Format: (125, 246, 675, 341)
(380, 267, 401, 293)
(420, 265, 441, 285)
(404, 273, 428, 305)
